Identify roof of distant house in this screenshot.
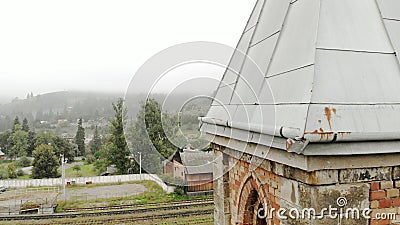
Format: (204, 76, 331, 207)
(180, 150, 213, 175)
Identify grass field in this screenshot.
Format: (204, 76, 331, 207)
(64, 164, 98, 177)
(56, 181, 210, 211)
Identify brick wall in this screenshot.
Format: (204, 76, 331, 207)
(213, 143, 400, 225)
(229, 156, 281, 225)
(370, 181, 400, 225)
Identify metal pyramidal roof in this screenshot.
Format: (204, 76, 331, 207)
(200, 0, 400, 155)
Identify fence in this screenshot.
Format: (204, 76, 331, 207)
(0, 174, 174, 193)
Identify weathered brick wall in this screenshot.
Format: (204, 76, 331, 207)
(370, 181, 400, 225)
(213, 143, 400, 225)
(229, 156, 281, 225)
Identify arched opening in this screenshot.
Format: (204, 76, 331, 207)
(242, 189, 266, 225)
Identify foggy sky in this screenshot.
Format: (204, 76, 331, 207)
(0, 0, 255, 103)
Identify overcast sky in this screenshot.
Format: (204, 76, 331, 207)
(0, 0, 255, 102)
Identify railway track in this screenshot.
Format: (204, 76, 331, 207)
(62, 198, 213, 213)
(0, 199, 214, 222)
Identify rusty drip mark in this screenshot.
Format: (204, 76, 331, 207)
(332, 108, 337, 114)
(338, 132, 352, 137)
(319, 132, 334, 141)
(317, 120, 322, 124)
(324, 107, 333, 131)
(305, 130, 334, 141)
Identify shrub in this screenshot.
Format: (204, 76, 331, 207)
(85, 154, 96, 164)
(17, 169, 24, 177)
(15, 156, 32, 167)
(174, 185, 185, 196)
(0, 168, 8, 179)
(7, 164, 17, 179)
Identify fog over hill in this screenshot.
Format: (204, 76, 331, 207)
(0, 91, 213, 132)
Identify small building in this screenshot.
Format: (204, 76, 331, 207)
(60, 133, 74, 143)
(0, 149, 5, 161)
(164, 148, 213, 196)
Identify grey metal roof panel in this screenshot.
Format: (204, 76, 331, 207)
(180, 150, 214, 174)
(377, 0, 400, 20)
(266, 0, 320, 77)
(251, 105, 308, 133)
(230, 76, 263, 105)
(317, 0, 393, 53)
(201, 0, 400, 151)
(312, 49, 400, 104)
(220, 70, 239, 87)
(262, 65, 314, 104)
(216, 27, 256, 94)
(244, 0, 265, 33)
(213, 84, 235, 105)
(251, 0, 291, 44)
(246, 34, 279, 78)
(384, 20, 400, 64)
(204, 105, 232, 123)
(305, 104, 400, 136)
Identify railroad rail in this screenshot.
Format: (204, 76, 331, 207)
(62, 198, 213, 213)
(0, 199, 214, 221)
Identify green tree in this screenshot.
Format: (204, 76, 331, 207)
(94, 144, 111, 174)
(89, 125, 102, 154)
(26, 131, 36, 157)
(7, 125, 28, 160)
(128, 99, 180, 175)
(107, 98, 131, 174)
(75, 118, 85, 156)
(52, 136, 75, 163)
(22, 118, 29, 132)
(0, 131, 11, 155)
(12, 116, 20, 133)
(32, 144, 60, 179)
(35, 131, 74, 162)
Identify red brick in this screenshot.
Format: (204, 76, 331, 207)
(378, 199, 392, 208)
(370, 219, 390, 225)
(371, 182, 380, 191)
(393, 197, 400, 207)
(371, 190, 387, 200)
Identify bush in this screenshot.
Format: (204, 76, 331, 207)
(7, 164, 17, 179)
(17, 169, 24, 177)
(174, 185, 185, 196)
(85, 154, 96, 164)
(0, 168, 8, 179)
(15, 156, 32, 167)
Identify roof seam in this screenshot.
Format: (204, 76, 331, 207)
(316, 47, 394, 55)
(383, 18, 400, 22)
(304, 0, 323, 136)
(250, 31, 280, 48)
(229, 0, 267, 105)
(266, 63, 314, 79)
(213, 0, 265, 106)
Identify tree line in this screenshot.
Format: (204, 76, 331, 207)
(0, 97, 188, 179)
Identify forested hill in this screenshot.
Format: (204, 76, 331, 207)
(0, 91, 213, 132)
(0, 91, 121, 131)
